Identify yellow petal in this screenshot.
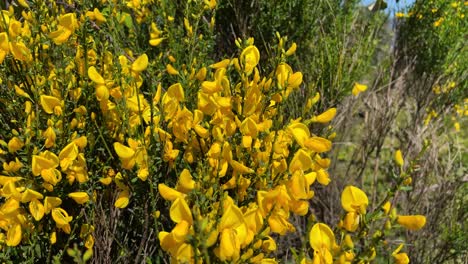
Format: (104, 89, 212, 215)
(0, 32, 9, 52)
(316, 169, 331, 186)
(21, 189, 44, 203)
(6, 223, 22, 247)
(382, 201, 391, 214)
(44, 196, 62, 214)
(219, 203, 245, 230)
(9, 41, 31, 61)
(29, 199, 45, 221)
(87, 66, 105, 84)
(68, 192, 90, 204)
(94, 85, 109, 102)
(289, 149, 313, 172)
(51, 208, 73, 226)
(59, 13, 77, 30)
(393, 253, 410, 264)
(166, 64, 179, 75)
(170, 197, 193, 224)
(304, 137, 332, 153)
(311, 108, 337, 123)
(341, 186, 368, 214)
(394, 149, 404, 167)
(100, 177, 112, 185)
(288, 123, 310, 148)
(397, 215, 426, 231)
(304, 171, 317, 186)
(201, 81, 221, 94)
(59, 142, 78, 170)
(172, 220, 190, 242)
(210, 59, 230, 69)
(115, 189, 130, 208)
(288, 72, 303, 88)
(159, 231, 177, 253)
(149, 38, 164, 46)
(195, 67, 207, 81)
(176, 243, 194, 263)
(113, 142, 135, 160)
(352, 82, 367, 96)
(240, 45, 260, 74)
(131, 54, 148, 73)
(285, 42, 297, 56)
(166, 82, 185, 102)
(220, 228, 237, 260)
(158, 183, 184, 201)
(178, 169, 195, 192)
(309, 223, 335, 251)
(343, 212, 359, 232)
(40, 95, 61, 114)
(50, 231, 57, 244)
(230, 160, 254, 174)
(288, 171, 309, 200)
(240, 117, 258, 138)
(8, 137, 24, 153)
(32, 155, 58, 176)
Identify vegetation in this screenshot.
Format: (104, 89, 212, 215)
(0, 0, 465, 263)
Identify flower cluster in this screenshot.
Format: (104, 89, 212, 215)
(0, 0, 429, 263)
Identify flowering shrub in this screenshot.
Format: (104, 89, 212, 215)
(0, 1, 443, 263)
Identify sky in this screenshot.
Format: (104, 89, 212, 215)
(361, 0, 416, 14)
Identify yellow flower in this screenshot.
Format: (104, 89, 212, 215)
(43, 126, 56, 148)
(29, 199, 45, 221)
(51, 208, 73, 233)
(68, 192, 90, 204)
(50, 231, 57, 245)
(44, 196, 62, 214)
(177, 169, 196, 193)
(341, 186, 368, 214)
(392, 244, 410, 264)
(85, 8, 107, 24)
(240, 45, 260, 74)
(0, 32, 9, 63)
(21, 189, 44, 203)
(397, 215, 426, 231)
(9, 41, 32, 62)
(131, 53, 149, 73)
(158, 184, 185, 201)
(6, 223, 22, 247)
(342, 212, 359, 232)
(40, 95, 63, 115)
(304, 137, 332, 153)
(309, 223, 335, 264)
(382, 201, 392, 214)
(49, 13, 78, 44)
(276, 63, 303, 97)
(204, 0, 217, 10)
(114, 142, 136, 169)
(394, 149, 404, 167)
(170, 197, 193, 225)
(289, 149, 313, 173)
(115, 189, 130, 208)
(149, 22, 164, 46)
(210, 59, 230, 69)
(166, 64, 179, 75)
(7, 137, 24, 153)
(59, 142, 79, 171)
(311, 108, 337, 123)
(288, 122, 310, 148)
(216, 203, 248, 261)
(285, 42, 297, 56)
(352, 82, 368, 96)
